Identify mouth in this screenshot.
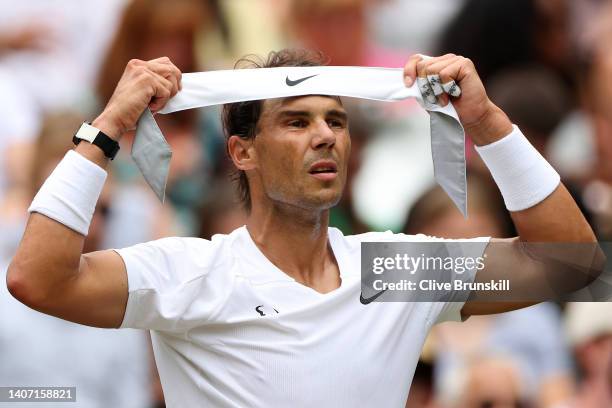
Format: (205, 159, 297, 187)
(308, 160, 338, 181)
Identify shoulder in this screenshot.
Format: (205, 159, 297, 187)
(335, 228, 490, 261)
(117, 227, 244, 257)
(339, 229, 458, 245)
(116, 235, 220, 264)
(114, 228, 243, 287)
(116, 227, 249, 331)
(329, 228, 440, 256)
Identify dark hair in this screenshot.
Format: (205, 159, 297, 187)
(222, 48, 330, 211)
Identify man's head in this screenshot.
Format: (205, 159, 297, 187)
(223, 49, 351, 213)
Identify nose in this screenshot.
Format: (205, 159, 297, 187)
(310, 119, 336, 150)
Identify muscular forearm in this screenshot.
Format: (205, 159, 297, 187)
(7, 116, 116, 305)
(404, 54, 603, 316)
(469, 104, 596, 244)
(463, 181, 599, 316)
(462, 106, 601, 316)
(465, 102, 513, 146)
(510, 183, 596, 243)
(7, 57, 181, 327)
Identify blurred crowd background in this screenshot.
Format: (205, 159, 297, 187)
(1, 0, 612, 407)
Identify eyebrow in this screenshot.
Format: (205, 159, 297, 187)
(276, 109, 348, 121)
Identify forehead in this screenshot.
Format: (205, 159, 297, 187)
(261, 95, 345, 117)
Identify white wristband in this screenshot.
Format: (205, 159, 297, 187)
(28, 150, 107, 235)
(474, 125, 560, 211)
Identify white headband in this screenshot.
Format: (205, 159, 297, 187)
(133, 66, 467, 215)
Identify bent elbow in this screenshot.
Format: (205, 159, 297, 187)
(6, 262, 28, 303)
(6, 261, 46, 308)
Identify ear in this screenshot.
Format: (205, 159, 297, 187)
(227, 135, 257, 171)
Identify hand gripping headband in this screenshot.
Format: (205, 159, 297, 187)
(133, 66, 468, 215)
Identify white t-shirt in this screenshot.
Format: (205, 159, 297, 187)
(116, 226, 488, 407)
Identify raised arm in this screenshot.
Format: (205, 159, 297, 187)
(6, 57, 182, 328)
(403, 54, 603, 317)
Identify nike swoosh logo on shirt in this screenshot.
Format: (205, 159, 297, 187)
(285, 74, 319, 86)
(360, 289, 387, 305)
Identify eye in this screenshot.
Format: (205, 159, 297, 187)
(327, 119, 346, 128)
(288, 119, 308, 128)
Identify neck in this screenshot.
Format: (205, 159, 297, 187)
(246, 200, 339, 291)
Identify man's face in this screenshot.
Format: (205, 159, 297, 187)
(250, 95, 350, 211)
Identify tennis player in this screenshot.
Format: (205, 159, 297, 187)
(7, 49, 599, 407)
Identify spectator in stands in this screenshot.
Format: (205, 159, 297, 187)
(565, 302, 612, 408)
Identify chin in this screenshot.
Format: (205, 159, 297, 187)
(303, 189, 343, 210)
(267, 180, 345, 211)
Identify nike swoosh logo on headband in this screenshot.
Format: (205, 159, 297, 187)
(360, 289, 387, 305)
(286, 74, 319, 86)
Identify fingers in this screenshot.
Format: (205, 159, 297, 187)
(403, 54, 423, 87)
(404, 53, 464, 106)
(442, 81, 461, 98)
(415, 53, 455, 81)
(416, 76, 437, 105)
(127, 57, 182, 113)
(147, 57, 182, 94)
(148, 73, 174, 113)
(438, 59, 471, 99)
(404, 54, 438, 104)
(427, 73, 444, 97)
(404, 54, 450, 85)
(420, 56, 462, 106)
(147, 62, 180, 96)
(420, 55, 455, 99)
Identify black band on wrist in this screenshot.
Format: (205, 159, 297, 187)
(73, 123, 120, 160)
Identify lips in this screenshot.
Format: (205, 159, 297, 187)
(308, 160, 338, 174)
(308, 160, 338, 181)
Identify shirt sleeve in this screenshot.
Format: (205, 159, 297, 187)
(114, 237, 231, 332)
